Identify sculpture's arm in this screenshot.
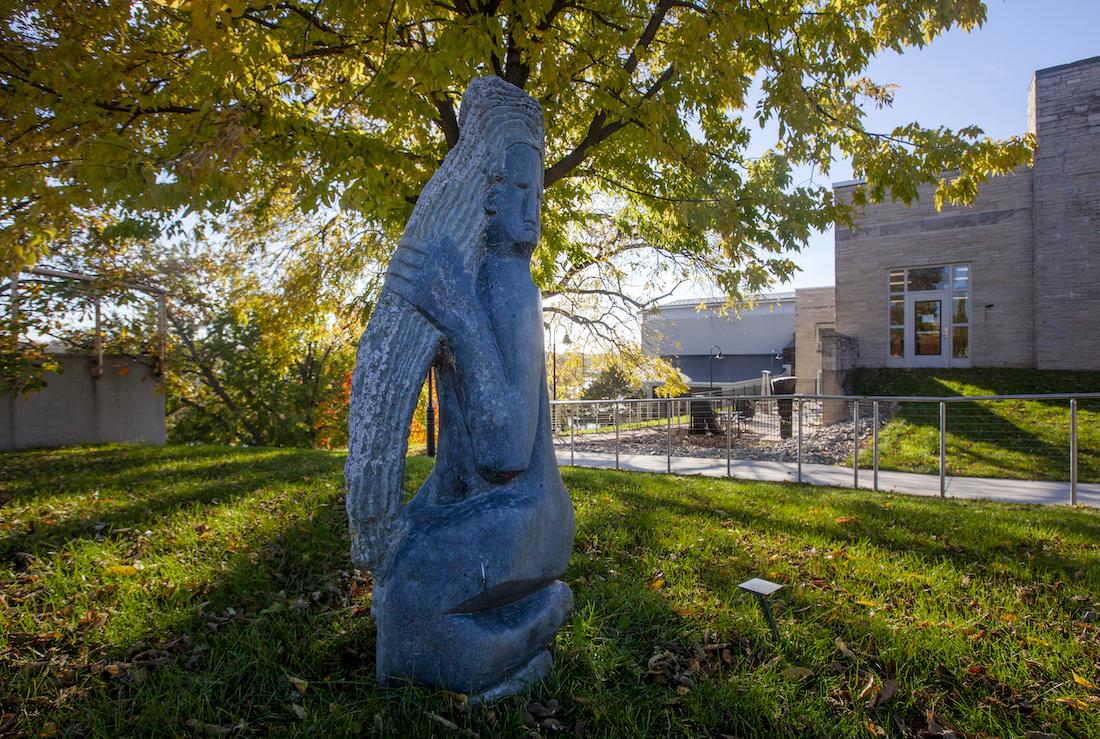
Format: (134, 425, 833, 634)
(385, 238, 538, 477)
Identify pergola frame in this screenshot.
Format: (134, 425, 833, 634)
(3, 265, 168, 378)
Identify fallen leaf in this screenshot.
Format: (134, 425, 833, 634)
(427, 711, 459, 730)
(877, 678, 899, 706)
(288, 704, 306, 720)
(1002, 612, 1018, 623)
(834, 515, 858, 525)
(835, 638, 856, 660)
(855, 599, 878, 608)
(1072, 672, 1098, 691)
(104, 565, 138, 576)
(1055, 696, 1090, 710)
(781, 666, 814, 681)
(184, 719, 246, 737)
(857, 675, 877, 701)
(648, 578, 666, 590)
(865, 719, 885, 737)
(288, 675, 308, 694)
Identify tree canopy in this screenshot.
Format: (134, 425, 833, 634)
(2, 0, 1033, 321)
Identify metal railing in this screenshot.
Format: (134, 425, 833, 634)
(550, 392, 1100, 504)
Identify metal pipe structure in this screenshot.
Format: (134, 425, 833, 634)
(3, 265, 170, 376)
(796, 398, 803, 484)
(544, 392, 1094, 498)
(666, 398, 672, 474)
(872, 400, 880, 491)
(725, 398, 731, 478)
(939, 401, 947, 498)
(1070, 399, 1078, 505)
(852, 400, 859, 489)
(570, 405, 575, 467)
(613, 402, 619, 471)
(547, 391, 1100, 405)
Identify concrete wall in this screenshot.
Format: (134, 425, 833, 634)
(1031, 56, 1100, 369)
(834, 170, 1036, 368)
(1, 354, 166, 451)
(642, 295, 795, 357)
(794, 287, 836, 394)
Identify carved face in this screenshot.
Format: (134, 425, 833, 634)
(489, 143, 542, 249)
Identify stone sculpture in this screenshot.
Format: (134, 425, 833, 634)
(345, 77, 575, 700)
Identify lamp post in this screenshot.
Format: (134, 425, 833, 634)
(544, 322, 572, 400)
(425, 367, 436, 458)
(709, 344, 723, 393)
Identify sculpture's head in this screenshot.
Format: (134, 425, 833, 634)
(485, 141, 542, 253)
(401, 77, 544, 269)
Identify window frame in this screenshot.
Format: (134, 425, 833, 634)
(886, 263, 971, 368)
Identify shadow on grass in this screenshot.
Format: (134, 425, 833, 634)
(6, 450, 1100, 737)
(0, 445, 340, 559)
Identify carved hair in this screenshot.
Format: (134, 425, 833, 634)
(345, 78, 545, 572)
(403, 79, 543, 271)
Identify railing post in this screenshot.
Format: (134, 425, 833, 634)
(725, 398, 731, 477)
(1070, 398, 1078, 505)
(872, 400, 880, 491)
(666, 398, 672, 474)
(570, 404, 575, 467)
(796, 397, 803, 484)
(939, 401, 947, 498)
(614, 402, 620, 471)
(852, 400, 860, 489)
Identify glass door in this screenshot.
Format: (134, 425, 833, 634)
(906, 290, 950, 367)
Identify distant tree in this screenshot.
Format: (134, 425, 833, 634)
(582, 364, 638, 400)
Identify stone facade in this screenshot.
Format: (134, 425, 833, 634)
(812, 55, 1100, 372)
(834, 170, 1036, 368)
(1031, 57, 1100, 369)
(793, 287, 836, 394)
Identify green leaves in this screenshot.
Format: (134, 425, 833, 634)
(1, 1, 1034, 318)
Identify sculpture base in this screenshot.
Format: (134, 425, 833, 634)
(469, 649, 552, 704)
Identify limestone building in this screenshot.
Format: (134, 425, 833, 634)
(796, 54, 1100, 393)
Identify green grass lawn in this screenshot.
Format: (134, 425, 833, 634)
(3, 444, 1100, 738)
(853, 368, 1100, 482)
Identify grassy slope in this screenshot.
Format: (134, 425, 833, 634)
(0, 444, 1098, 738)
(853, 368, 1100, 482)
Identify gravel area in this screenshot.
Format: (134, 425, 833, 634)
(554, 415, 886, 466)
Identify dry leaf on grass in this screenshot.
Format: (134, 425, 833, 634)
(184, 719, 246, 736)
(835, 638, 856, 661)
(781, 666, 814, 681)
(1072, 672, 1098, 691)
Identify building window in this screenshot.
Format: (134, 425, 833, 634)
(886, 264, 970, 366)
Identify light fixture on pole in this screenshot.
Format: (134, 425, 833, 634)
(709, 344, 724, 393)
(544, 322, 572, 401)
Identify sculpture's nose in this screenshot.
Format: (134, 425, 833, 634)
(524, 191, 540, 230)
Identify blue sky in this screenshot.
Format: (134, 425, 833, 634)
(702, 0, 1100, 295)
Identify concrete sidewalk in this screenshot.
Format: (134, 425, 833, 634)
(555, 449, 1100, 508)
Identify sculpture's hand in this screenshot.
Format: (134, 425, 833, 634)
(383, 236, 476, 336)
